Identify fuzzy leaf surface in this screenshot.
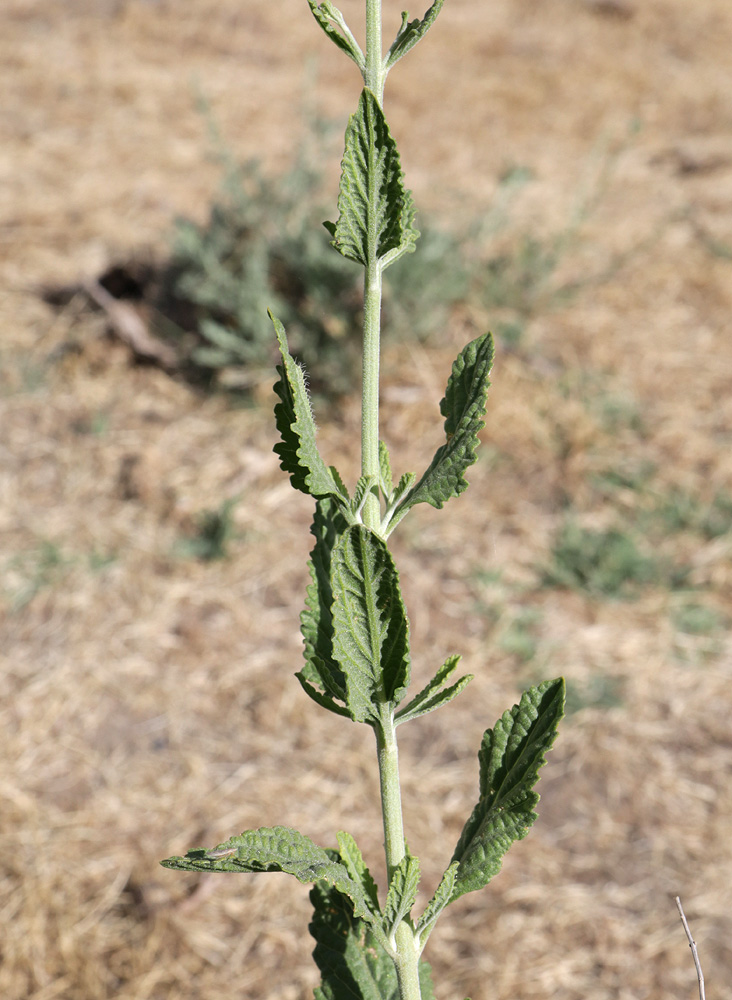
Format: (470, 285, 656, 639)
(272, 313, 350, 505)
(385, 1, 446, 70)
(394, 654, 473, 725)
(307, 0, 365, 69)
(310, 882, 435, 1000)
(393, 333, 494, 519)
(449, 678, 565, 902)
(336, 830, 381, 916)
(299, 499, 351, 718)
(325, 89, 417, 266)
(415, 860, 459, 949)
(331, 525, 411, 724)
(160, 826, 377, 923)
(383, 852, 421, 937)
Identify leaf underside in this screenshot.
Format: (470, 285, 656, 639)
(385, 0, 446, 70)
(310, 881, 435, 1000)
(325, 89, 418, 267)
(160, 826, 378, 924)
(449, 678, 565, 903)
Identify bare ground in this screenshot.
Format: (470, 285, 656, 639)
(1, 1, 732, 999)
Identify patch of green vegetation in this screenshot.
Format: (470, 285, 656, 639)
(646, 488, 732, 540)
(541, 521, 681, 598)
(672, 600, 726, 637)
(564, 674, 624, 714)
(499, 607, 542, 664)
(176, 497, 241, 562)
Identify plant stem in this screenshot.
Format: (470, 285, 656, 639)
(376, 716, 422, 1000)
(362, 5, 420, 993)
(361, 258, 382, 532)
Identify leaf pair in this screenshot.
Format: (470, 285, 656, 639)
(308, 1, 446, 76)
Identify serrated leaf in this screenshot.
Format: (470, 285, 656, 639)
(326, 89, 417, 267)
(336, 831, 381, 916)
(380, 187, 420, 270)
(383, 853, 421, 938)
(307, 0, 365, 70)
(331, 525, 411, 724)
(310, 882, 435, 1000)
(385, 1, 446, 70)
(378, 440, 393, 499)
(415, 860, 459, 949)
(393, 333, 494, 520)
(394, 655, 473, 725)
(449, 678, 565, 903)
(271, 312, 351, 505)
(160, 826, 377, 923)
(299, 499, 351, 718)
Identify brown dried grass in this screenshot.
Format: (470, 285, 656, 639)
(2, 1, 732, 998)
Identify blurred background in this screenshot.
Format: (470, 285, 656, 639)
(2, 0, 732, 997)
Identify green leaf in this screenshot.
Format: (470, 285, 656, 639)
(336, 830, 381, 917)
(414, 860, 459, 949)
(307, 0, 365, 71)
(160, 826, 377, 923)
(383, 852, 421, 939)
(326, 89, 418, 267)
(449, 678, 565, 903)
(394, 654, 473, 725)
(271, 312, 351, 505)
(380, 186, 420, 270)
(385, 1, 447, 70)
(331, 525, 411, 724)
(310, 882, 435, 1000)
(298, 499, 351, 718)
(392, 333, 494, 521)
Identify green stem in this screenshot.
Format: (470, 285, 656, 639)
(365, 0, 384, 101)
(361, 258, 382, 532)
(376, 716, 422, 1000)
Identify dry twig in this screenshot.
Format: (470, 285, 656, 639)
(675, 896, 706, 1000)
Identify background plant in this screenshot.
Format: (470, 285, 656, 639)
(162, 4, 564, 1000)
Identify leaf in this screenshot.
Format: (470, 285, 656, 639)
(298, 499, 352, 718)
(331, 525, 411, 724)
(336, 831, 381, 917)
(449, 678, 565, 903)
(160, 826, 377, 923)
(380, 186, 420, 271)
(325, 89, 418, 267)
(383, 853, 421, 939)
(378, 440, 393, 500)
(394, 654, 473, 725)
(414, 860, 459, 949)
(271, 312, 350, 505)
(385, 1, 447, 70)
(392, 333, 494, 521)
(310, 882, 435, 1000)
(307, 0, 365, 70)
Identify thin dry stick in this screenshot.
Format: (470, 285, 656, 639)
(675, 896, 706, 1000)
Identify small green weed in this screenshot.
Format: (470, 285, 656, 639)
(542, 521, 663, 597)
(499, 607, 542, 664)
(564, 674, 624, 714)
(177, 497, 240, 561)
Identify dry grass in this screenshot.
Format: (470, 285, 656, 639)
(2, 0, 732, 998)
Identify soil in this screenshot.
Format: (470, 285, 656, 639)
(2, 1, 732, 999)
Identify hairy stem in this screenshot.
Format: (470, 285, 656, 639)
(376, 716, 422, 1000)
(361, 258, 382, 532)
